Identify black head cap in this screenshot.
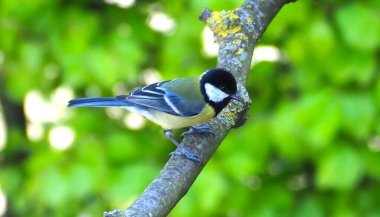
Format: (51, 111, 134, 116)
(200, 68, 238, 115)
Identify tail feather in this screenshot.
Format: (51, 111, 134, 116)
(68, 97, 129, 108)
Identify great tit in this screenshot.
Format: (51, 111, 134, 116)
(68, 68, 241, 162)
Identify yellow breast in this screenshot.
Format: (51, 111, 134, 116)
(147, 104, 215, 130)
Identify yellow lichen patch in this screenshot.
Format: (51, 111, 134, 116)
(206, 10, 242, 42)
(235, 48, 244, 55)
(233, 38, 242, 44)
(233, 34, 249, 45)
(247, 17, 253, 23)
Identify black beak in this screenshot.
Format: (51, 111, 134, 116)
(231, 93, 244, 102)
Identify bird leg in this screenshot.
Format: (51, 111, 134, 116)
(164, 130, 201, 163)
(181, 125, 215, 138)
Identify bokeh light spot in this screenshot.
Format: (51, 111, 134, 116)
(0, 189, 6, 217)
(104, 0, 135, 8)
(49, 126, 75, 150)
(252, 45, 281, 65)
(202, 27, 219, 57)
(26, 122, 44, 142)
(368, 136, 380, 152)
(123, 113, 145, 130)
(0, 50, 4, 65)
(142, 68, 162, 85)
(148, 12, 175, 33)
(0, 106, 6, 151)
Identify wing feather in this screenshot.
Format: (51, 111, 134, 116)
(116, 78, 205, 117)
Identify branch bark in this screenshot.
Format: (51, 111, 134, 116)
(105, 0, 291, 216)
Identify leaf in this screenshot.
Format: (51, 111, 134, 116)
(295, 196, 324, 217)
(335, 3, 380, 51)
(361, 149, 380, 177)
(316, 146, 363, 191)
(37, 167, 69, 208)
(67, 164, 95, 199)
(328, 49, 376, 86)
(272, 91, 341, 159)
(106, 163, 158, 206)
(339, 93, 376, 140)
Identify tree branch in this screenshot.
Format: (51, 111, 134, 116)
(104, 0, 291, 216)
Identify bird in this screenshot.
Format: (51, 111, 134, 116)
(68, 68, 242, 163)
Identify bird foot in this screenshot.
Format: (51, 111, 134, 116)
(181, 126, 215, 138)
(170, 148, 201, 164)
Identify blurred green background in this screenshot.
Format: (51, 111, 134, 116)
(1, 0, 380, 216)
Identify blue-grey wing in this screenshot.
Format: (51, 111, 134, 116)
(163, 91, 205, 116)
(116, 81, 176, 115)
(117, 80, 205, 117)
(159, 77, 205, 116)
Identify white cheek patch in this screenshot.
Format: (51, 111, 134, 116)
(205, 83, 229, 103)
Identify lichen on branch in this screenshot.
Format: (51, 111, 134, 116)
(202, 9, 244, 42)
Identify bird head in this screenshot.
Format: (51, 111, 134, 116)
(200, 68, 242, 115)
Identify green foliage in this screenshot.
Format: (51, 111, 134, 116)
(316, 145, 364, 191)
(1, 0, 380, 216)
